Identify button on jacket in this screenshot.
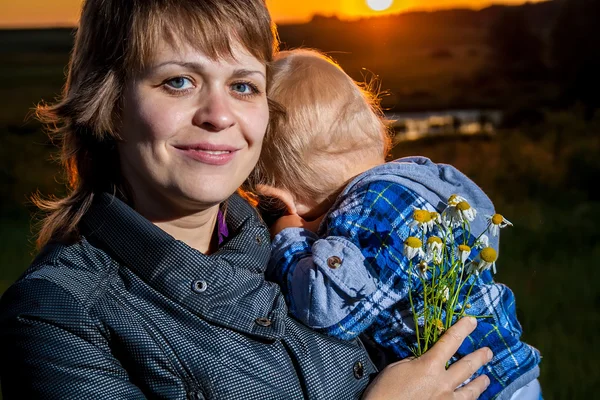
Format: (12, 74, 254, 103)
(0, 193, 377, 399)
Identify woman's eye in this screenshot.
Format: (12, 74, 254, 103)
(231, 82, 258, 95)
(165, 77, 193, 90)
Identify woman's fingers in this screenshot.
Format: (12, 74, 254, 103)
(454, 375, 491, 400)
(447, 346, 493, 388)
(421, 317, 478, 365)
(420, 317, 492, 397)
(363, 317, 492, 400)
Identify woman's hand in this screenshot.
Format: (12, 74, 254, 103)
(362, 317, 492, 400)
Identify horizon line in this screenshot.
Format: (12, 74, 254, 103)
(0, 2, 533, 30)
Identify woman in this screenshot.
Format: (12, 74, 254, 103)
(0, 0, 492, 398)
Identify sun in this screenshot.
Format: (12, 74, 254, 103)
(366, 0, 394, 12)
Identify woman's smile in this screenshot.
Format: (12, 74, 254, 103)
(173, 142, 240, 166)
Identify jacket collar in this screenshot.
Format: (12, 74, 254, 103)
(81, 192, 286, 340)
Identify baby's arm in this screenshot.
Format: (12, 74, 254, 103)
(269, 227, 381, 334)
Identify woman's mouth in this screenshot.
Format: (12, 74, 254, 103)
(174, 144, 238, 166)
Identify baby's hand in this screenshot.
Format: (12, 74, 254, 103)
(270, 214, 325, 238)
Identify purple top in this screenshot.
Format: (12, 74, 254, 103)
(217, 209, 229, 245)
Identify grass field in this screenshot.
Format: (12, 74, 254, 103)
(391, 132, 600, 399)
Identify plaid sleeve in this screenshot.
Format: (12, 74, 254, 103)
(318, 180, 433, 340)
(268, 227, 379, 329)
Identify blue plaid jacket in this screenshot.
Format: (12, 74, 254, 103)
(268, 158, 541, 400)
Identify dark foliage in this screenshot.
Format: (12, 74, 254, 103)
(551, 0, 600, 115)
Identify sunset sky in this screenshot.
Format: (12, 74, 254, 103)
(0, 0, 543, 28)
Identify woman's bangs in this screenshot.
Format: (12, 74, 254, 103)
(128, 2, 273, 72)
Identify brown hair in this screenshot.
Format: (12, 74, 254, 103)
(248, 49, 391, 206)
(34, 0, 278, 249)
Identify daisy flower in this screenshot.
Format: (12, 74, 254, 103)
(487, 213, 513, 237)
(467, 260, 480, 276)
(430, 211, 442, 224)
(410, 209, 432, 233)
(456, 201, 477, 222)
(403, 237, 424, 261)
(474, 234, 490, 249)
(458, 244, 472, 264)
(428, 211, 442, 230)
(476, 247, 498, 274)
(442, 197, 476, 227)
(416, 261, 429, 279)
(447, 194, 467, 207)
(442, 207, 460, 228)
(426, 236, 443, 263)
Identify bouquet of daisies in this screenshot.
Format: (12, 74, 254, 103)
(403, 194, 512, 357)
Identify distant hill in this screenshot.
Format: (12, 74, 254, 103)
(0, 1, 561, 111)
(0, 28, 74, 54)
(277, 2, 559, 51)
(0, 1, 560, 54)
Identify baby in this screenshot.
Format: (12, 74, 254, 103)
(248, 49, 541, 399)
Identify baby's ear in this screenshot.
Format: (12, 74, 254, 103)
(255, 185, 297, 215)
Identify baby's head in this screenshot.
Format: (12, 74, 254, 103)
(250, 49, 391, 217)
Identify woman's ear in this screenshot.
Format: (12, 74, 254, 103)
(255, 185, 297, 215)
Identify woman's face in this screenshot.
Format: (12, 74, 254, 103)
(118, 38, 269, 216)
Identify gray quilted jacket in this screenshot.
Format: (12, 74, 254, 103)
(0, 193, 377, 399)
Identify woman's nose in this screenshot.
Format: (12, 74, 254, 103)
(192, 90, 235, 132)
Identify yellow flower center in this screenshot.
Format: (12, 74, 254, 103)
(458, 244, 471, 252)
(430, 211, 439, 220)
(435, 319, 445, 332)
(480, 247, 498, 262)
(448, 194, 458, 203)
(456, 201, 471, 211)
(405, 237, 423, 249)
(492, 214, 504, 225)
(427, 236, 442, 245)
(413, 210, 432, 223)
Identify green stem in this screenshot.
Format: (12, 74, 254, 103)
(473, 222, 492, 246)
(457, 275, 477, 320)
(447, 260, 466, 328)
(408, 260, 421, 356)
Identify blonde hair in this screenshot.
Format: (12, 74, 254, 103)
(34, 0, 278, 249)
(249, 49, 391, 206)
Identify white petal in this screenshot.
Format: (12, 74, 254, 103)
(459, 250, 471, 263)
(489, 224, 500, 237)
(480, 234, 489, 248)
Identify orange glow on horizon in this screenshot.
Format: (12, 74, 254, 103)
(0, 0, 546, 28)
